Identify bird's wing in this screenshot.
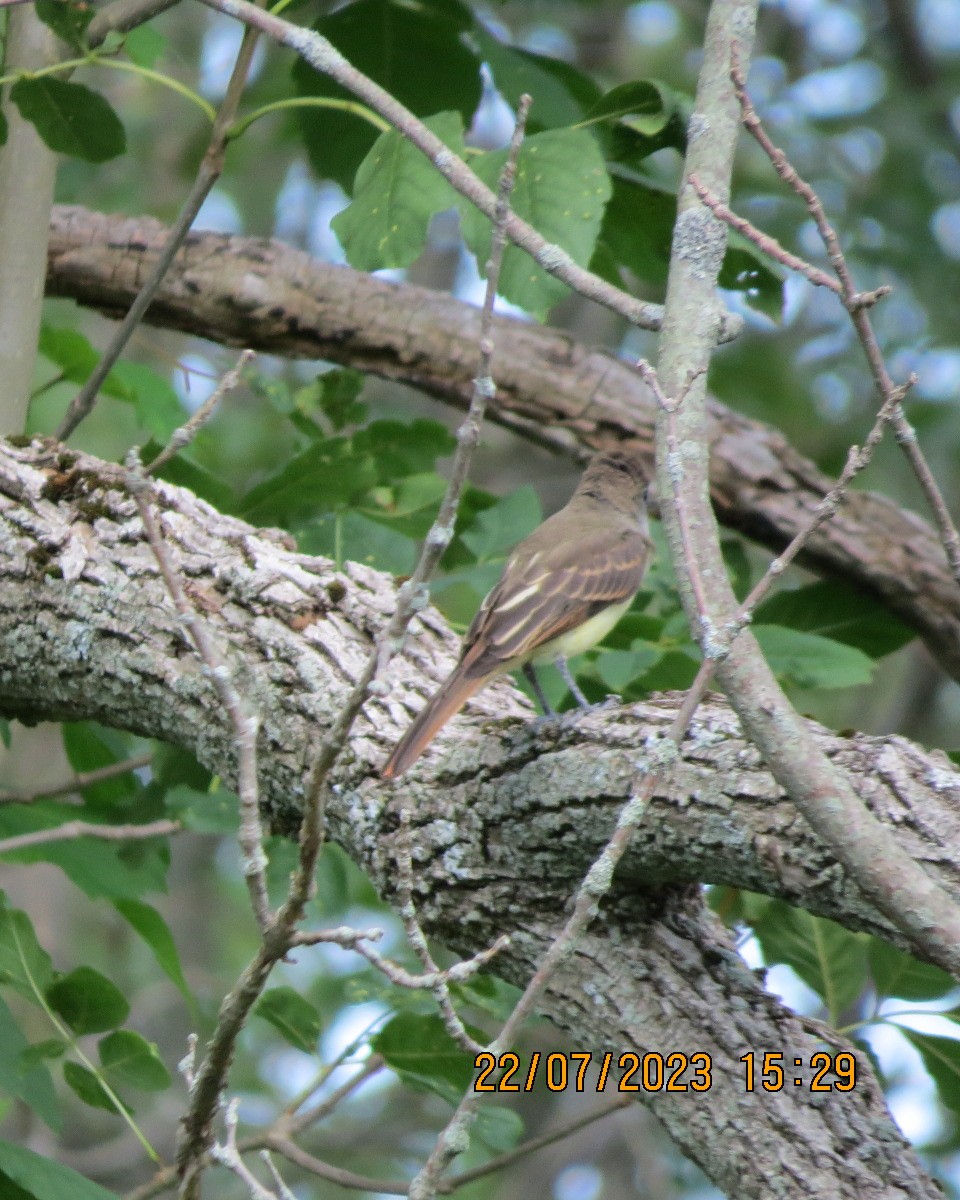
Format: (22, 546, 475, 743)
(459, 525, 650, 678)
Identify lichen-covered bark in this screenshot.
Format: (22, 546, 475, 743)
(0, 438, 952, 1196)
(46, 205, 960, 682)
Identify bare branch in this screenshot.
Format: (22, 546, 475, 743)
(0, 817, 178, 855)
(688, 173, 841, 293)
(0, 749, 153, 804)
(56, 19, 263, 439)
(210, 1101, 280, 1200)
(128, 464, 271, 933)
(729, 49, 960, 586)
(145, 350, 253, 476)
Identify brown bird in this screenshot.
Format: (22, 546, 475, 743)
(381, 450, 652, 778)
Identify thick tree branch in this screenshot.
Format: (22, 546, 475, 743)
(0, 437, 954, 1196)
(45, 205, 960, 684)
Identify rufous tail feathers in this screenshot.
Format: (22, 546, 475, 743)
(381, 669, 489, 779)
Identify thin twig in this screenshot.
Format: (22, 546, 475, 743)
(293, 922, 507, 994)
(281, 1055, 385, 1138)
(626, 357, 916, 793)
(210, 1100, 279, 1200)
(258, 1153, 296, 1200)
(124, 1058, 386, 1200)
(381, 103, 532, 1057)
(0, 750, 153, 804)
(56, 19, 263, 439)
(145, 350, 253, 475)
(175, 93, 533, 1195)
(394, 809, 487, 1055)
(688, 174, 840, 294)
(0, 817, 178, 855)
(407, 745, 665, 1196)
(728, 47, 960, 585)
(128, 463, 271, 934)
(448, 1095, 633, 1189)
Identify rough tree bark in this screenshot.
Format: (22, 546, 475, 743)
(0, 437, 954, 1198)
(45, 205, 960, 683)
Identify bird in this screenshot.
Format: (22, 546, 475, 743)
(381, 449, 652, 778)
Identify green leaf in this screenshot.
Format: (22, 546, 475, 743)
(0, 894, 54, 1004)
(147, 451, 236, 515)
(627, 647, 699, 693)
(239, 435, 377, 524)
(162, 783, 239, 836)
(106, 362, 185, 441)
(0, 996, 60, 1132)
(303, 509, 418, 574)
(46, 968, 129, 1035)
(753, 625, 876, 689)
(581, 79, 677, 136)
(869, 939, 955, 1003)
(721, 537, 753, 601)
(449, 972, 521, 1021)
(900, 1029, 960, 1117)
(370, 471, 448, 526)
(0, 1139, 119, 1200)
(720, 239, 784, 321)
(152, 744, 212, 793)
(293, 0, 482, 190)
(581, 77, 690, 165)
(473, 27, 599, 132)
(373, 1013, 475, 1105)
(593, 645, 664, 692)
(753, 581, 914, 660)
(474, 1105, 523, 1153)
(62, 1062, 122, 1113)
(98, 1030, 170, 1092)
(10, 78, 125, 163)
(38, 333, 184, 434)
(753, 900, 868, 1022)
(123, 25, 166, 68)
(61, 723, 139, 811)
(594, 175, 782, 317)
(355, 419, 456, 483)
(35, 0, 93, 51)
(255, 987, 323, 1052)
(459, 486, 542, 562)
(333, 112, 464, 270)
(312, 368, 367, 432)
(38, 325, 98, 384)
(593, 176, 674, 288)
(114, 900, 193, 1007)
(459, 129, 611, 319)
(0, 110, 7, 148)
(17, 1041, 65, 1066)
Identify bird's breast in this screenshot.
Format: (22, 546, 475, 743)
(527, 596, 634, 664)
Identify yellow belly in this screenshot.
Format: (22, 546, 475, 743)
(526, 597, 633, 665)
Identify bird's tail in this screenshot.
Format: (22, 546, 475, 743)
(381, 668, 489, 779)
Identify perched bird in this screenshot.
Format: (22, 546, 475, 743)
(381, 450, 652, 778)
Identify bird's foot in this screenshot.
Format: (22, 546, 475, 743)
(561, 692, 621, 724)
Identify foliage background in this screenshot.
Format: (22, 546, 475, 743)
(3, 0, 960, 1196)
